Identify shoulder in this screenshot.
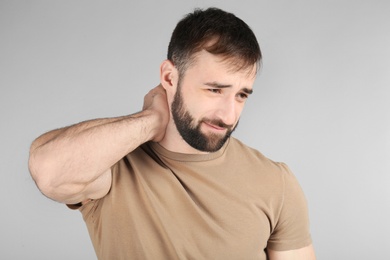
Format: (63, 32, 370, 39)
(227, 137, 288, 174)
(112, 143, 157, 171)
(227, 137, 269, 162)
(227, 138, 308, 199)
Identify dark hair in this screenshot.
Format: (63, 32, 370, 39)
(167, 7, 262, 77)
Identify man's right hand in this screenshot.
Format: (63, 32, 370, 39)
(142, 84, 170, 142)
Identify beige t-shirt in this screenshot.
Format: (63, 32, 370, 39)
(79, 138, 311, 259)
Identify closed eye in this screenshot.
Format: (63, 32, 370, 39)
(208, 88, 222, 94)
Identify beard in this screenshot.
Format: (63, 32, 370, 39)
(171, 84, 238, 152)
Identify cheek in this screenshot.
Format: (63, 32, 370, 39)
(237, 103, 245, 114)
(180, 89, 202, 111)
(236, 105, 246, 118)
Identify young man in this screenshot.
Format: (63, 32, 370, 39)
(29, 8, 315, 259)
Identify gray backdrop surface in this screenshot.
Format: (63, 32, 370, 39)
(1, 0, 389, 259)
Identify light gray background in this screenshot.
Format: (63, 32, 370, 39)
(1, 0, 389, 259)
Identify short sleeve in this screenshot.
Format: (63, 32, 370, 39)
(267, 163, 312, 251)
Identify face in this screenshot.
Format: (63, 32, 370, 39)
(170, 50, 257, 152)
(171, 82, 237, 152)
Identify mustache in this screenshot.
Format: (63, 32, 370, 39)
(201, 119, 234, 130)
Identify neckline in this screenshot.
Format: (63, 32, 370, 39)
(148, 138, 230, 162)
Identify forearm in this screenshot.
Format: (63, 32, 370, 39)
(29, 116, 124, 153)
(29, 110, 159, 200)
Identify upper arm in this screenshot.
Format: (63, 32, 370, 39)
(267, 244, 316, 260)
(83, 168, 112, 201)
(63, 168, 112, 205)
(267, 163, 312, 250)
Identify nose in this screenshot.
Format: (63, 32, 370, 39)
(216, 98, 237, 126)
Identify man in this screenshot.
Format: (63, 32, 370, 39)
(29, 7, 315, 259)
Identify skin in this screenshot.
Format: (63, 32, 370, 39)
(267, 244, 316, 260)
(159, 50, 256, 154)
(28, 49, 315, 260)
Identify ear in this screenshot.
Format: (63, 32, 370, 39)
(160, 60, 178, 92)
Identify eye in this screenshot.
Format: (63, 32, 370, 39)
(237, 92, 249, 101)
(208, 88, 221, 94)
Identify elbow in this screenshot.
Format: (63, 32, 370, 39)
(29, 150, 75, 202)
(28, 150, 57, 199)
(28, 144, 87, 204)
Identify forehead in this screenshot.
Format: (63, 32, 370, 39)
(186, 50, 257, 80)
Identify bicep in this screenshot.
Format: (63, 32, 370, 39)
(83, 168, 112, 201)
(267, 244, 316, 260)
(65, 168, 112, 205)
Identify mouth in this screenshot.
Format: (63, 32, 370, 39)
(202, 121, 228, 133)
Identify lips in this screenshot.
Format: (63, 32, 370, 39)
(202, 121, 227, 132)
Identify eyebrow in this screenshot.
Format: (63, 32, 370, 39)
(204, 82, 253, 95)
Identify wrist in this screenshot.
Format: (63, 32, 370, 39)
(128, 109, 165, 143)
